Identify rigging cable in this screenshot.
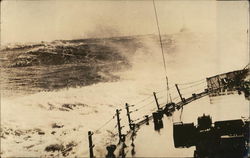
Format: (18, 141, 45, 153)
(153, 0, 172, 103)
(178, 78, 205, 86)
(93, 114, 116, 134)
(179, 81, 206, 90)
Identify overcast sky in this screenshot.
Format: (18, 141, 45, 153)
(1, 0, 249, 44)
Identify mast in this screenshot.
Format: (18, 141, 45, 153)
(153, 0, 172, 103)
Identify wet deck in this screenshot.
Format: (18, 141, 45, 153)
(120, 94, 249, 157)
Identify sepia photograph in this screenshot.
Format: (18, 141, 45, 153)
(0, 0, 249, 157)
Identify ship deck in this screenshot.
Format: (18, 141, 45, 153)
(120, 94, 249, 157)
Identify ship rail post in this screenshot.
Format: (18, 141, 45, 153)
(125, 103, 133, 130)
(175, 84, 184, 102)
(153, 92, 160, 110)
(116, 109, 122, 143)
(88, 131, 95, 158)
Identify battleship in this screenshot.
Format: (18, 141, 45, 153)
(97, 65, 250, 158)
